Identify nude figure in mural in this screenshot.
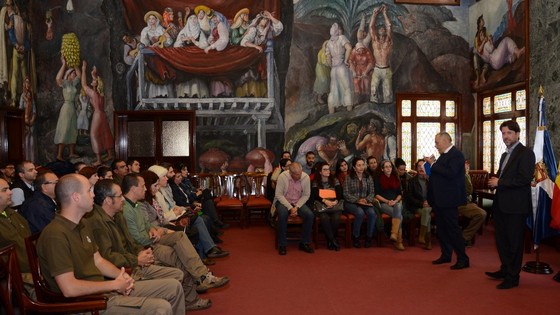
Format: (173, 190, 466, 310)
(19, 75, 35, 161)
(81, 61, 114, 166)
(355, 119, 385, 161)
(472, 15, 490, 88)
(369, 4, 393, 104)
(54, 57, 80, 161)
(476, 27, 525, 71)
(349, 42, 374, 104)
(325, 22, 353, 114)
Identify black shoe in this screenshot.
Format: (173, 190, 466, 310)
(327, 241, 335, 251)
(432, 257, 451, 265)
(213, 236, 224, 244)
(450, 261, 470, 270)
(298, 243, 315, 254)
(332, 239, 340, 251)
(206, 246, 229, 258)
(496, 280, 519, 289)
(278, 246, 287, 255)
(364, 238, 372, 248)
(485, 270, 506, 280)
(352, 237, 361, 248)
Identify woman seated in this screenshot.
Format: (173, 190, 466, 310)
(335, 158, 348, 186)
(343, 157, 377, 248)
(374, 159, 405, 251)
(311, 161, 344, 251)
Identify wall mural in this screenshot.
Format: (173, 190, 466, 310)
(469, 0, 527, 91)
(2, 0, 478, 172)
(285, 0, 474, 170)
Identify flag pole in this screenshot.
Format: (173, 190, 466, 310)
(522, 86, 554, 275)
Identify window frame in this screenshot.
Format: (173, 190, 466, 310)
(396, 93, 462, 169)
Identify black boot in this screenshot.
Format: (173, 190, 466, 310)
(327, 240, 335, 251)
(352, 236, 361, 248)
(332, 239, 340, 251)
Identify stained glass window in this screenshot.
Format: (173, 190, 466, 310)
(494, 119, 509, 172)
(446, 123, 455, 142)
(401, 122, 412, 168)
(417, 123, 441, 159)
(402, 100, 411, 117)
(482, 121, 492, 171)
(483, 97, 492, 115)
(445, 101, 455, 117)
(516, 90, 526, 110)
(517, 116, 527, 145)
(417, 100, 440, 117)
(494, 92, 512, 113)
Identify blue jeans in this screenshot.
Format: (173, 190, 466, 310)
(276, 201, 314, 247)
(345, 202, 376, 238)
(191, 216, 215, 255)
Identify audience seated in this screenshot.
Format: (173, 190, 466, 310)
(84, 179, 211, 311)
(405, 160, 432, 249)
(274, 162, 314, 255)
(460, 161, 487, 247)
(374, 159, 405, 251)
(37, 174, 185, 314)
(335, 158, 349, 186)
(343, 157, 377, 248)
(10, 160, 37, 210)
(20, 171, 59, 233)
(121, 173, 230, 293)
(311, 161, 343, 251)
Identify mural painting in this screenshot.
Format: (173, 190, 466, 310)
(285, 0, 474, 170)
(470, 0, 527, 91)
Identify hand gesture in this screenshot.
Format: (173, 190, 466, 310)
(114, 267, 134, 295)
(138, 248, 155, 266)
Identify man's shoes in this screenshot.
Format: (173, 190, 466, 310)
(278, 246, 287, 255)
(327, 241, 335, 251)
(465, 239, 474, 248)
(496, 279, 519, 290)
(202, 258, 216, 266)
(213, 236, 224, 244)
(196, 272, 230, 292)
(364, 238, 372, 248)
(352, 237, 361, 248)
(298, 243, 315, 253)
(186, 298, 212, 311)
(485, 270, 506, 280)
(332, 239, 340, 251)
(450, 261, 470, 270)
(206, 246, 229, 258)
(432, 257, 451, 265)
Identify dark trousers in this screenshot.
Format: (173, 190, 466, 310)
(493, 205, 527, 282)
(318, 211, 341, 241)
(434, 206, 469, 263)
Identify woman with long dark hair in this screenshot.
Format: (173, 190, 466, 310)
(311, 161, 343, 251)
(335, 158, 349, 187)
(374, 159, 405, 250)
(343, 157, 377, 248)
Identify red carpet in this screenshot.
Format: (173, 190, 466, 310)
(203, 223, 560, 315)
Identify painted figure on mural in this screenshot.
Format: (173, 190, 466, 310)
(369, 4, 393, 104)
(140, 11, 169, 47)
(194, 5, 213, 40)
(313, 40, 330, 105)
(54, 56, 80, 161)
(476, 27, 525, 71)
(325, 22, 353, 114)
(230, 8, 250, 45)
(81, 61, 114, 166)
(161, 7, 179, 46)
(382, 122, 397, 162)
(316, 135, 350, 169)
(473, 15, 489, 88)
(349, 42, 374, 104)
(122, 34, 139, 66)
(19, 75, 35, 161)
(174, 10, 209, 49)
(355, 118, 385, 161)
(241, 10, 283, 53)
(1, 0, 31, 106)
(77, 88, 89, 136)
(204, 10, 229, 53)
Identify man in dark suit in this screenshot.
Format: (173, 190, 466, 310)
(486, 120, 535, 289)
(426, 132, 470, 270)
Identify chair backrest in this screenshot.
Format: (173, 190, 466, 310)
(0, 244, 19, 315)
(468, 170, 489, 190)
(1, 243, 107, 314)
(245, 172, 268, 197)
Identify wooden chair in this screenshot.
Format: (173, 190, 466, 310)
(214, 173, 246, 228)
(25, 233, 107, 306)
(243, 172, 272, 226)
(274, 214, 316, 249)
(0, 243, 107, 315)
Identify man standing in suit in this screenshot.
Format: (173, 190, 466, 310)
(486, 120, 535, 289)
(425, 132, 470, 270)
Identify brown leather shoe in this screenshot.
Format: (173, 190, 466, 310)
(203, 258, 216, 266)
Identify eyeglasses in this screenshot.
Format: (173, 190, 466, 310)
(109, 194, 124, 199)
